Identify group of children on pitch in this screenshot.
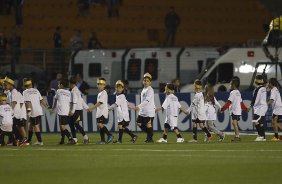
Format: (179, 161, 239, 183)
(0, 73, 281, 146)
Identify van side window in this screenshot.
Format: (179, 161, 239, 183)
(127, 59, 141, 81)
(145, 59, 158, 80)
(89, 63, 102, 77)
(207, 63, 233, 85)
(217, 63, 233, 83)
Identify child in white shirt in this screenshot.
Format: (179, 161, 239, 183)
(109, 80, 137, 144)
(188, 79, 212, 142)
(220, 77, 248, 141)
(89, 78, 113, 144)
(156, 83, 188, 143)
(251, 75, 268, 141)
(204, 84, 225, 141)
(69, 76, 90, 144)
(51, 79, 76, 144)
(23, 78, 49, 145)
(0, 93, 16, 146)
(267, 78, 282, 141)
(132, 73, 155, 143)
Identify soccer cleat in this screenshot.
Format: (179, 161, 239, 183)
(219, 133, 225, 142)
(96, 141, 106, 144)
(58, 141, 65, 145)
(67, 139, 77, 145)
(144, 139, 154, 143)
(113, 140, 122, 144)
(131, 135, 138, 143)
(107, 135, 114, 144)
(83, 138, 90, 144)
(231, 137, 241, 142)
(271, 137, 279, 142)
(156, 138, 167, 143)
(176, 138, 184, 143)
(33, 141, 44, 146)
(188, 139, 197, 143)
(206, 135, 212, 142)
(254, 136, 266, 142)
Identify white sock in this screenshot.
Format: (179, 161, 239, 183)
(83, 135, 88, 140)
(73, 138, 78, 142)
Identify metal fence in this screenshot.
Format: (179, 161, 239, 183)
(0, 48, 71, 93)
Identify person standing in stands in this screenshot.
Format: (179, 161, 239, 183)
(164, 6, 180, 47)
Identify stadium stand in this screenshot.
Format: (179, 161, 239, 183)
(0, 0, 275, 49)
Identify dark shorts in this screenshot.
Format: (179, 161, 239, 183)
(30, 116, 42, 126)
(136, 115, 154, 126)
(118, 120, 130, 127)
(194, 118, 205, 124)
(59, 115, 70, 125)
(13, 118, 26, 127)
(273, 114, 282, 120)
(252, 114, 265, 124)
(70, 110, 83, 123)
(96, 116, 108, 124)
(231, 114, 240, 121)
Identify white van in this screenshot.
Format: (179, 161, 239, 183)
(181, 47, 282, 92)
(70, 49, 126, 92)
(70, 47, 220, 93)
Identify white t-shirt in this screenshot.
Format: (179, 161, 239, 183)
(191, 92, 206, 120)
(162, 94, 181, 117)
(270, 87, 282, 115)
(111, 94, 130, 122)
(96, 90, 108, 118)
(10, 89, 22, 119)
(0, 104, 13, 132)
(253, 86, 268, 116)
(23, 88, 43, 117)
(228, 89, 242, 116)
(55, 89, 71, 116)
(205, 97, 221, 121)
(71, 86, 83, 112)
(18, 91, 27, 120)
(138, 86, 155, 117)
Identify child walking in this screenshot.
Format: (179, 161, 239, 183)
(267, 78, 282, 141)
(188, 79, 212, 142)
(0, 93, 16, 146)
(51, 79, 76, 144)
(132, 73, 155, 143)
(251, 75, 268, 141)
(89, 78, 113, 144)
(220, 77, 248, 141)
(109, 80, 137, 144)
(204, 84, 225, 141)
(156, 83, 188, 143)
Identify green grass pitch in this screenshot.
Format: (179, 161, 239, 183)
(0, 132, 282, 184)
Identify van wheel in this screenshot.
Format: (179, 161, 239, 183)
(218, 85, 227, 92)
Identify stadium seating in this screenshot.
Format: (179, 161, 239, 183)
(0, 0, 274, 48)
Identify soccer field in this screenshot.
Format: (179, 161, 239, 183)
(0, 132, 281, 184)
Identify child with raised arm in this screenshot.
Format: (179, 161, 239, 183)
(267, 78, 282, 141)
(89, 78, 113, 144)
(109, 80, 137, 144)
(220, 78, 248, 141)
(156, 83, 188, 143)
